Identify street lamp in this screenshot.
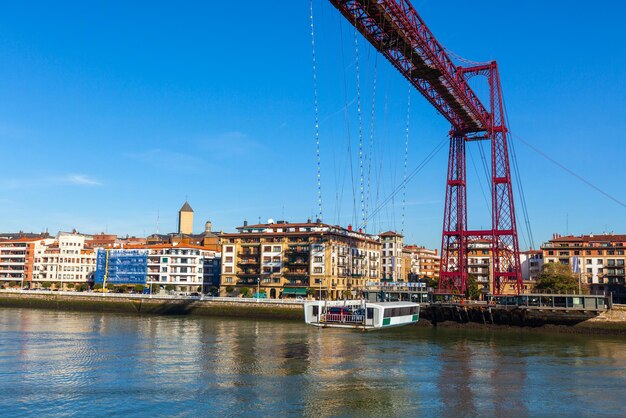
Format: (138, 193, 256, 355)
(257, 277, 260, 302)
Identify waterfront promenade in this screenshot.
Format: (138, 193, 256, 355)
(1, 289, 625, 333)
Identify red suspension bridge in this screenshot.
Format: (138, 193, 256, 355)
(327, 0, 521, 295)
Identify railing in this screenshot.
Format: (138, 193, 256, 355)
(323, 313, 364, 323)
(0, 289, 304, 304)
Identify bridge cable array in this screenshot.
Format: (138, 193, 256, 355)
(310, 0, 323, 221)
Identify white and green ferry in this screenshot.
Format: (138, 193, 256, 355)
(303, 300, 420, 330)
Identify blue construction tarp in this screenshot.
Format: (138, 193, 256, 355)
(94, 249, 148, 285)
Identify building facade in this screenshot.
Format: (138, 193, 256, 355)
(404, 246, 440, 281)
(380, 231, 404, 281)
(141, 244, 220, 293)
(541, 233, 626, 298)
(33, 232, 96, 289)
(220, 221, 381, 300)
(0, 237, 53, 286)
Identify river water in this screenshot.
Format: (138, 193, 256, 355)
(0, 308, 624, 417)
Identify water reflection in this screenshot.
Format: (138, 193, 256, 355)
(0, 309, 625, 416)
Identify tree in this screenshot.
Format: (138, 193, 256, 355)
(94, 283, 103, 290)
(240, 287, 251, 298)
(225, 286, 234, 295)
(134, 284, 145, 293)
(67, 283, 75, 289)
(467, 274, 480, 300)
(165, 284, 174, 292)
(151, 283, 160, 293)
(9, 281, 17, 288)
(42, 281, 52, 289)
(536, 262, 579, 294)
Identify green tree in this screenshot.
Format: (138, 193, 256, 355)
(94, 283, 103, 290)
(151, 283, 160, 293)
(536, 262, 579, 294)
(42, 281, 52, 289)
(240, 287, 251, 298)
(134, 284, 145, 293)
(67, 283, 75, 289)
(106, 283, 115, 291)
(9, 281, 17, 288)
(225, 286, 234, 295)
(165, 284, 174, 292)
(467, 274, 480, 300)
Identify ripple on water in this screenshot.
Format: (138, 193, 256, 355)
(0, 309, 625, 416)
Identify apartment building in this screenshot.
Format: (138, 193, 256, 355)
(220, 221, 381, 300)
(380, 231, 404, 281)
(404, 246, 440, 280)
(541, 233, 626, 297)
(141, 244, 221, 293)
(0, 237, 53, 286)
(33, 232, 97, 289)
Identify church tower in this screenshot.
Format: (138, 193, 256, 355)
(178, 201, 194, 235)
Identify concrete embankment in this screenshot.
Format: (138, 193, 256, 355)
(0, 292, 304, 320)
(420, 303, 626, 335)
(2, 292, 625, 335)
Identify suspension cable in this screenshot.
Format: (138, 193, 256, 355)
(354, 26, 365, 229)
(501, 95, 535, 249)
(362, 138, 447, 229)
(401, 87, 410, 234)
(310, 0, 323, 221)
(364, 54, 377, 233)
(511, 132, 626, 210)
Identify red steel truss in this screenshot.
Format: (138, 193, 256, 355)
(328, 0, 522, 295)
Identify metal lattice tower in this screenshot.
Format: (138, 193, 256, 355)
(328, 0, 522, 295)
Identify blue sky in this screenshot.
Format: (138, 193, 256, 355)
(0, 1, 624, 249)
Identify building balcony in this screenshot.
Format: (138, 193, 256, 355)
(238, 251, 260, 257)
(285, 259, 309, 266)
(237, 270, 261, 276)
(238, 259, 259, 265)
(284, 269, 308, 276)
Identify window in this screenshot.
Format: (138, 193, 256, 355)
(161, 257, 168, 263)
(225, 246, 234, 253)
(224, 277, 233, 283)
(273, 246, 281, 252)
(264, 246, 272, 252)
(314, 256, 323, 263)
(224, 266, 233, 273)
(314, 267, 322, 273)
(272, 266, 280, 273)
(225, 256, 233, 263)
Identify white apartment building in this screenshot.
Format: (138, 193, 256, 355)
(380, 231, 404, 281)
(33, 232, 96, 288)
(520, 250, 543, 281)
(145, 244, 220, 292)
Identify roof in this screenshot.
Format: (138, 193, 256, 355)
(549, 234, 626, 243)
(379, 231, 403, 238)
(179, 201, 194, 213)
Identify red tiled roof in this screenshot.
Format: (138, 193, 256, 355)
(379, 230, 403, 237)
(550, 234, 626, 243)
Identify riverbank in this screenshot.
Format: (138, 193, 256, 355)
(1, 291, 625, 335)
(0, 291, 303, 320)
